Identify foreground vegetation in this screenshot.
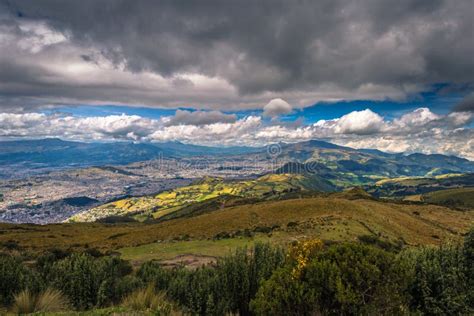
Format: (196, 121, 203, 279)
(1, 185, 472, 314)
(1, 228, 473, 315)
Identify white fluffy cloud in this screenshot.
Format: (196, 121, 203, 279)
(0, 113, 159, 141)
(393, 108, 440, 128)
(263, 98, 292, 118)
(334, 109, 386, 135)
(0, 107, 473, 159)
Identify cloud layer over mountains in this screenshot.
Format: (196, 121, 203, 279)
(0, 0, 473, 111)
(1, 108, 472, 159)
(0, 1, 472, 159)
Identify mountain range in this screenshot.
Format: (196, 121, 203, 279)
(0, 138, 258, 179)
(1, 138, 473, 180)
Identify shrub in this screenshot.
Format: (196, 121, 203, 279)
(160, 242, 285, 315)
(49, 253, 99, 310)
(287, 239, 323, 278)
(305, 243, 409, 314)
(49, 253, 133, 309)
(464, 227, 474, 306)
(403, 243, 471, 315)
(0, 254, 42, 306)
(114, 275, 144, 301)
(137, 260, 172, 289)
(11, 288, 69, 314)
(216, 242, 285, 315)
(357, 234, 404, 252)
(35, 248, 72, 280)
(464, 226, 474, 278)
(167, 267, 223, 315)
(95, 256, 134, 306)
(251, 266, 314, 315)
(252, 243, 410, 315)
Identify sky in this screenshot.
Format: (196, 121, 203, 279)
(0, 0, 473, 159)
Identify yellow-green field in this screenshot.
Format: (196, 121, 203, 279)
(69, 174, 310, 222)
(375, 173, 465, 186)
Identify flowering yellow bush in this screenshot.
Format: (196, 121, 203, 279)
(287, 239, 324, 278)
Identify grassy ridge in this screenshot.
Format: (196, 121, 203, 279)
(367, 173, 474, 197)
(2, 195, 472, 258)
(422, 187, 474, 209)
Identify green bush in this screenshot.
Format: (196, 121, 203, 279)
(142, 242, 285, 315)
(250, 266, 313, 315)
(35, 248, 73, 282)
(0, 254, 42, 307)
(137, 260, 172, 289)
(404, 243, 471, 315)
(216, 242, 285, 315)
(464, 227, 474, 306)
(49, 253, 133, 310)
(168, 266, 223, 315)
(357, 234, 404, 252)
(252, 243, 410, 315)
(1, 232, 473, 314)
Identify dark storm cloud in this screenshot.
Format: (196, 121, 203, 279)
(453, 93, 474, 112)
(0, 0, 473, 111)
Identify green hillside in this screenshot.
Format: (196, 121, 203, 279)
(69, 174, 331, 222)
(263, 141, 474, 181)
(365, 173, 474, 198)
(422, 187, 474, 209)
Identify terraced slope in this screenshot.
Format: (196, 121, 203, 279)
(69, 174, 329, 222)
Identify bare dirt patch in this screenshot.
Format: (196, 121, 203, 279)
(160, 254, 217, 270)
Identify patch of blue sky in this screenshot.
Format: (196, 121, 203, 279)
(42, 105, 177, 118)
(290, 88, 465, 124)
(40, 84, 466, 126)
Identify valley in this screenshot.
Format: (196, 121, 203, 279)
(1, 138, 473, 267)
(1, 139, 473, 224)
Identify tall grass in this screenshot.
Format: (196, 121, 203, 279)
(11, 288, 68, 314)
(122, 284, 172, 314)
(11, 289, 35, 314)
(35, 288, 69, 312)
